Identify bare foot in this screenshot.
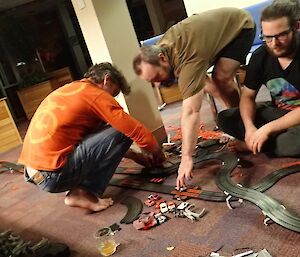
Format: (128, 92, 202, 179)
(64, 188, 113, 212)
(227, 139, 251, 153)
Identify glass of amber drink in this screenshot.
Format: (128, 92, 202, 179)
(95, 227, 118, 256)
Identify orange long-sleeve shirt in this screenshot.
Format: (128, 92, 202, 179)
(18, 79, 158, 171)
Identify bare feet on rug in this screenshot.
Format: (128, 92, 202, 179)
(227, 139, 251, 153)
(64, 188, 113, 212)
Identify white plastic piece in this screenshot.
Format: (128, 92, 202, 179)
(177, 202, 189, 210)
(223, 191, 229, 196)
(183, 206, 206, 222)
(159, 202, 169, 213)
(232, 250, 254, 257)
(162, 142, 175, 146)
(263, 217, 271, 226)
(198, 208, 206, 217)
(167, 134, 171, 143)
(210, 252, 221, 256)
(162, 133, 175, 148)
(225, 195, 233, 210)
(158, 102, 167, 111)
(179, 185, 187, 192)
(154, 213, 167, 224)
(234, 185, 244, 204)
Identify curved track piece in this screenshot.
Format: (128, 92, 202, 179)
(120, 196, 143, 224)
(212, 152, 300, 233)
(251, 164, 300, 192)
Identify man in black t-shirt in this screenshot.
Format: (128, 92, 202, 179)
(217, 3, 300, 157)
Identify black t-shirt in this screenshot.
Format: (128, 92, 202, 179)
(244, 38, 300, 110)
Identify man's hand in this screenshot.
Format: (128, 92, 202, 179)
(149, 147, 166, 167)
(249, 125, 271, 154)
(244, 126, 257, 151)
(245, 125, 271, 154)
(176, 155, 194, 189)
(126, 148, 166, 167)
(125, 149, 152, 167)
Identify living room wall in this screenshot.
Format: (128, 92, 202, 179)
(183, 0, 266, 16)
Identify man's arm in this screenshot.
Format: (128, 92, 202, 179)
(239, 86, 258, 132)
(93, 92, 165, 165)
(239, 86, 260, 153)
(251, 106, 300, 153)
(266, 107, 300, 132)
(239, 86, 300, 153)
(176, 90, 203, 189)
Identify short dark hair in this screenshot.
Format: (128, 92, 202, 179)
(261, 1, 299, 28)
(272, 0, 300, 20)
(84, 62, 131, 95)
(132, 45, 164, 75)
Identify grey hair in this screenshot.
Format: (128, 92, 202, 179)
(132, 45, 164, 75)
(84, 62, 131, 95)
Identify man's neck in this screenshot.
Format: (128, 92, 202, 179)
(278, 56, 293, 70)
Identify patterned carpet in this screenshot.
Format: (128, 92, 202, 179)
(0, 101, 299, 257)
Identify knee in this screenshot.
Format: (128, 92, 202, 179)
(273, 140, 300, 157)
(212, 72, 233, 88)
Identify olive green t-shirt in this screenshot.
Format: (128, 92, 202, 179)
(157, 7, 255, 99)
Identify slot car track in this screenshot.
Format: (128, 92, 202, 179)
(110, 147, 300, 233)
(213, 151, 300, 233)
(1, 147, 299, 232)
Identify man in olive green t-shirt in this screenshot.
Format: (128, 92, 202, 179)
(133, 7, 255, 189)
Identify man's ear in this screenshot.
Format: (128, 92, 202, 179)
(158, 53, 168, 63)
(103, 74, 110, 86)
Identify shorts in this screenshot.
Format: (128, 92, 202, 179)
(217, 26, 256, 65)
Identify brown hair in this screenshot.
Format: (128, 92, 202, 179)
(132, 45, 164, 75)
(84, 62, 131, 95)
(261, 1, 299, 28)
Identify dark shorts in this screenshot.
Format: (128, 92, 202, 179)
(217, 27, 256, 65)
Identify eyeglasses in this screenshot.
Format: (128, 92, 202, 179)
(259, 28, 293, 43)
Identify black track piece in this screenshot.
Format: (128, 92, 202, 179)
(212, 152, 300, 233)
(197, 139, 220, 148)
(113, 146, 300, 232)
(111, 148, 296, 202)
(110, 177, 228, 202)
(120, 196, 143, 224)
(141, 163, 179, 177)
(115, 162, 180, 178)
(34, 243, 70, 257)
(110, 147, 234, 202)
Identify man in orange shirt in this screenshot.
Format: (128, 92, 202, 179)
(19, 62, 165, 212)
